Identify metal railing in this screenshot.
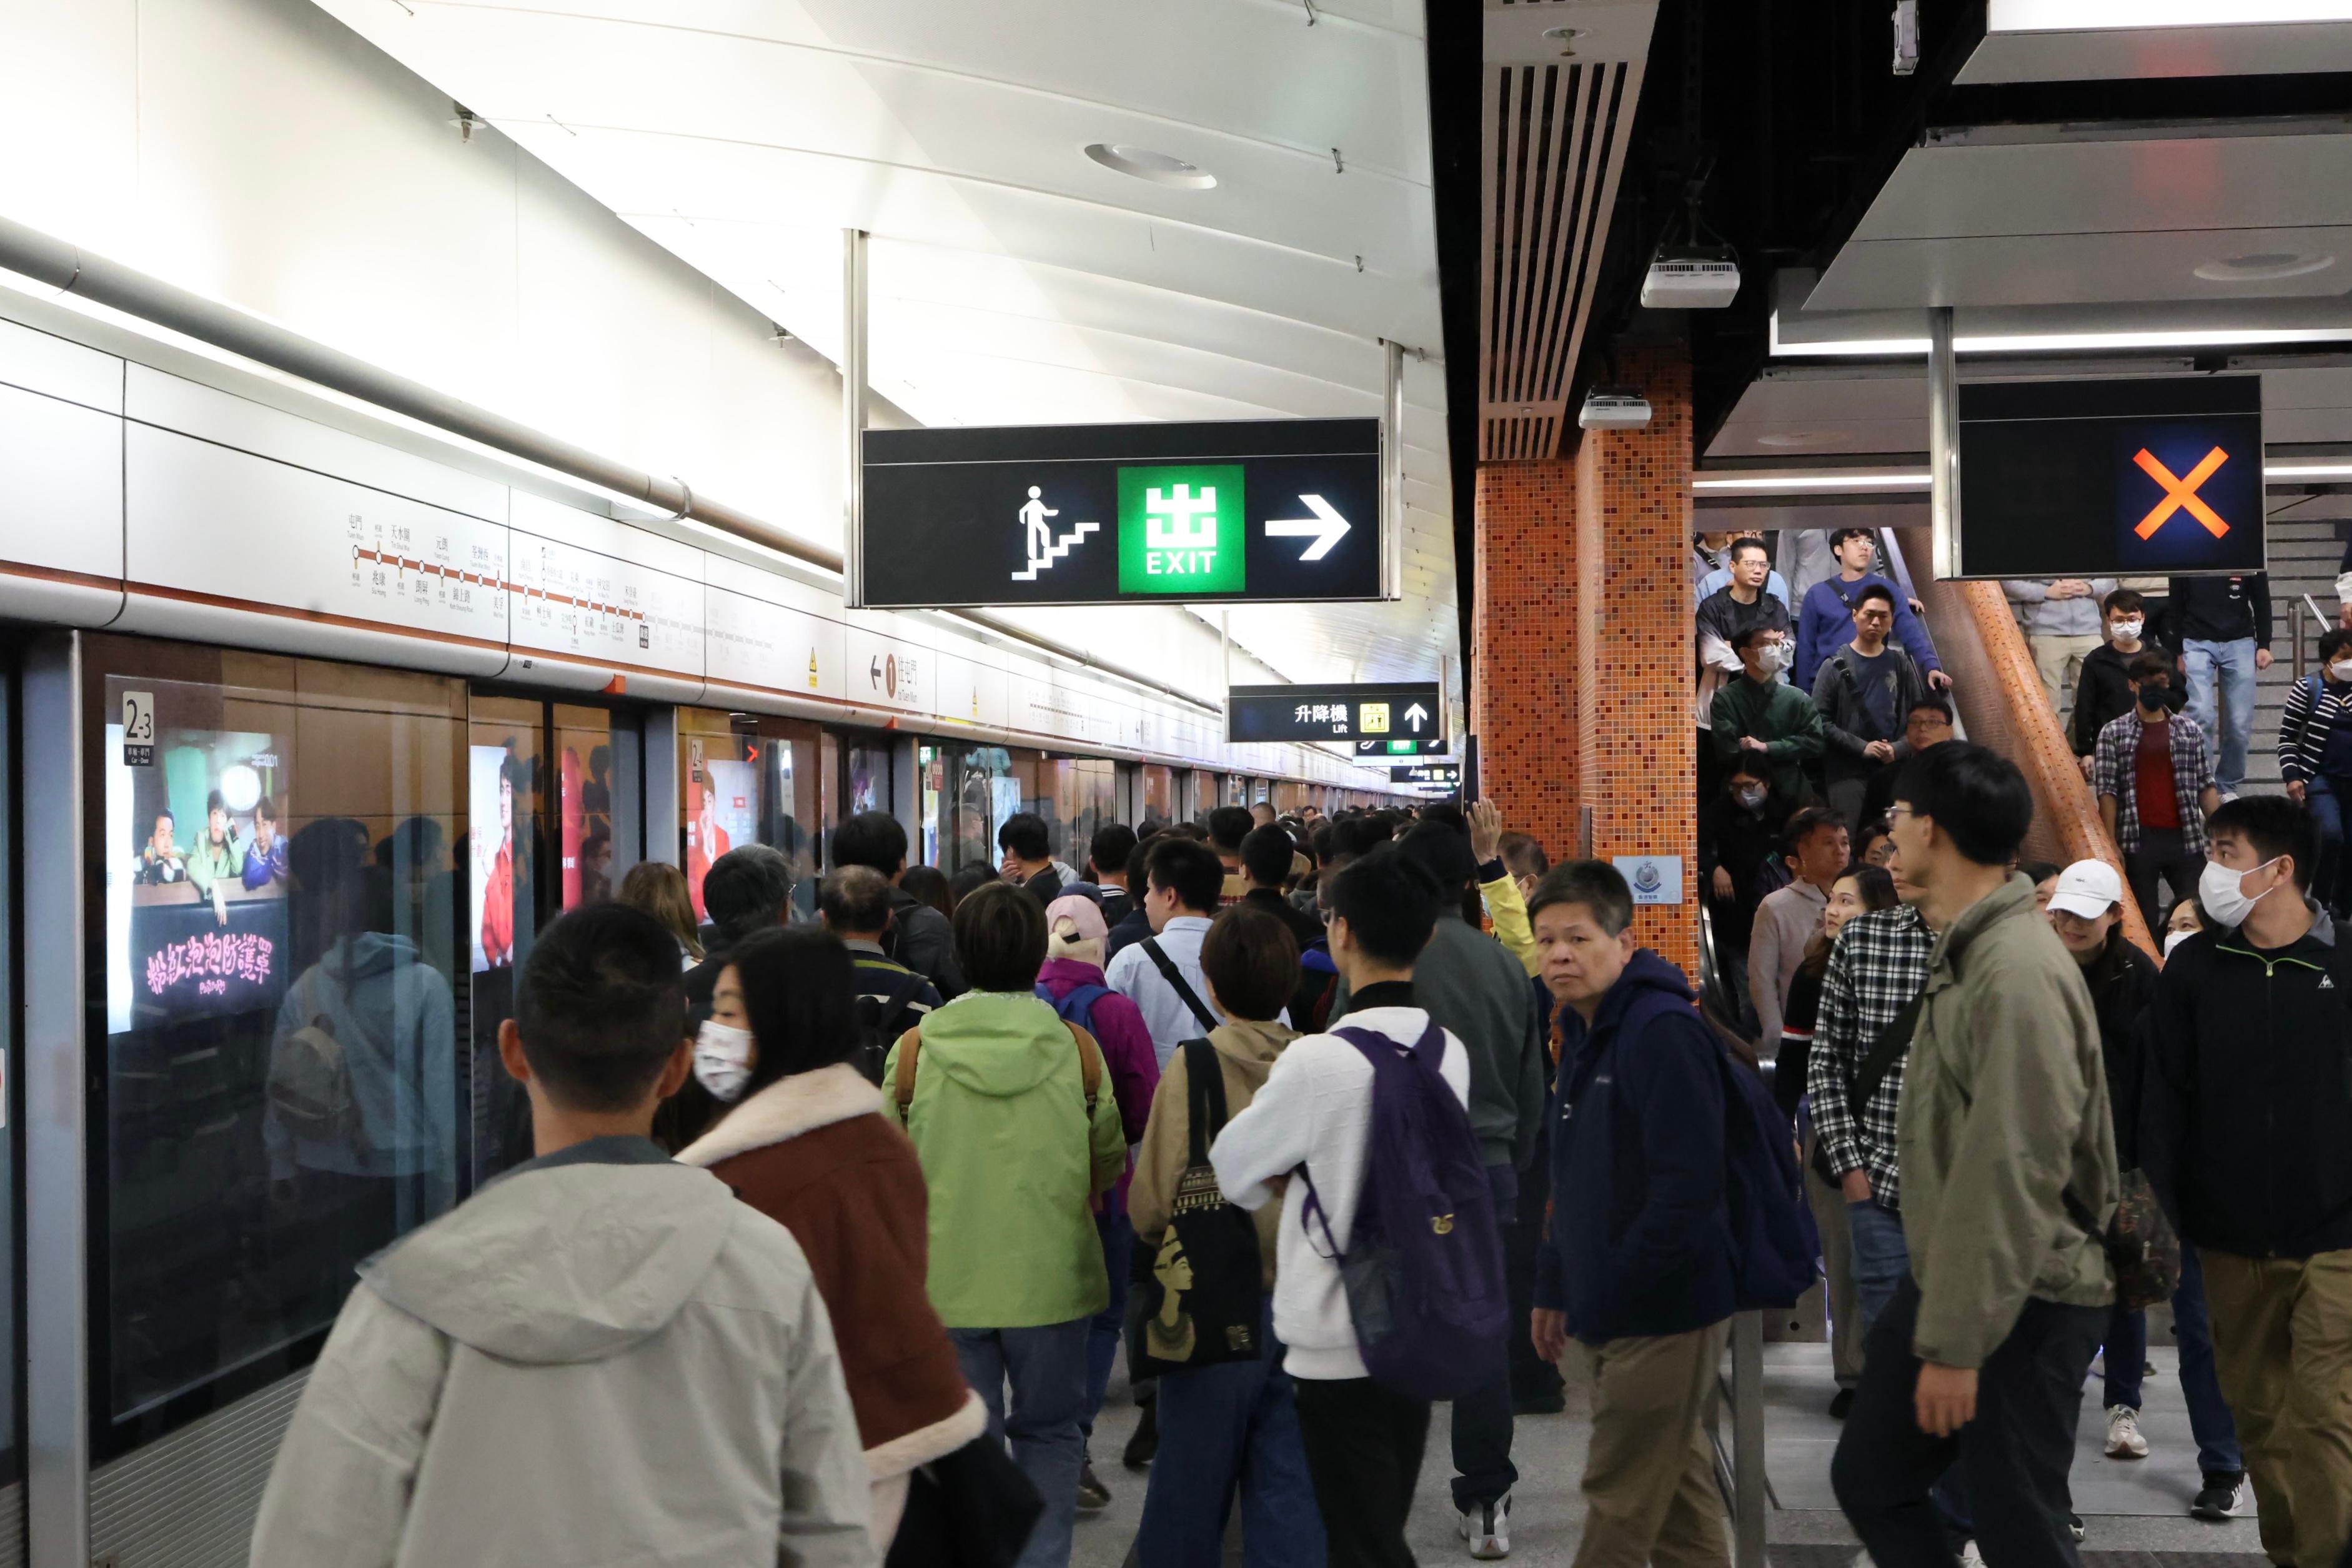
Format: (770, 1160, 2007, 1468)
(1695, 907, 1770, 1568)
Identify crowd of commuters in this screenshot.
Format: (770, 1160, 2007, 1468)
(240, 553, 2352, 1568)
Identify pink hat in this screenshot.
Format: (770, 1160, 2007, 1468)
(1046, 894, 1109, 943)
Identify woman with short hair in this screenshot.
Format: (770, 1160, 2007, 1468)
(1128, 903, 1324, 1567)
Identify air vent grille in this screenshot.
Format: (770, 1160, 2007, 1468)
(1478, 59, 1641, 462)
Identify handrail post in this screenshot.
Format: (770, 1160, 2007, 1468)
(2295, 600, 2309, 684)
(1733, 1310, 1767, 1568)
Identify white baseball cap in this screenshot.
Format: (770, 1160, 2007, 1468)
(2047, 859, 2125, 920)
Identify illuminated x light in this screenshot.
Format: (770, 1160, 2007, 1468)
(2134, 447, 2232, 540)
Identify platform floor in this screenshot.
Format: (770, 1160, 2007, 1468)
(1071, 1339, 2268, 1566)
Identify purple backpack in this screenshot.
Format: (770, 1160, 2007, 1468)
(1298, 1023, 1509, 1401)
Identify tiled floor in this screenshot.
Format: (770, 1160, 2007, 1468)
(1069, 1338, 2269, 1567)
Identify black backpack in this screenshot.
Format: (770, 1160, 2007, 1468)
(851, 967, 930, 1085)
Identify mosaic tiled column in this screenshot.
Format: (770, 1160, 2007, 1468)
(1472, 461, 1580, 870)
(1574, 349, 1699, 976)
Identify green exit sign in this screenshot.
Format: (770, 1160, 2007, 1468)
(1118, 465, 1246, 595)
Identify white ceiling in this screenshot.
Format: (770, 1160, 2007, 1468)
(309, 0, 1458, 688)
(1964, 1, 2352, 81)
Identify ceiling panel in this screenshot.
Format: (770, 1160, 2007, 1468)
(310, 0, 1458, 689)
(1820, 226, 2352, 312)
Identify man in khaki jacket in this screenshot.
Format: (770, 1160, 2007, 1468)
(1832, 743, 2118, 1568)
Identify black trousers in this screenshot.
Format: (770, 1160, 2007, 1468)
(2123, 825, 2205, 933)
(1832, 1277, 2104, 1568)
(1293, 1377, 1431, 1568)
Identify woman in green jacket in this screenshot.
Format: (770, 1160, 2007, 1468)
(881, 880, 1126, 1568)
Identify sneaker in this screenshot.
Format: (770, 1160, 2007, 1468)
(1121, 1400, 1158, 1469)
(1459, 1495, 1511, 1560)
(2068, 1514, 2086, 1543)
(1829, 1387, 1856, 1420)
(1512, 1387, 1566, 1416)
(1076, 1459, 1111, 1512)
(1958, 1542, 1985, 1568)
(2105, 1404, 2150, 1460)
(2190, 1472, 2246, 1521)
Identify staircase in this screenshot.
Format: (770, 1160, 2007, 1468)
(1011, 520, 1101, 581)
(2238, 513, 2342, 793)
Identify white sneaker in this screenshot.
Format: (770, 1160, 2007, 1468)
(1459, 1494, 1510, 1559)
(1960, 1542, 1986, 1568)
(2105, 1404, 2150, 1459)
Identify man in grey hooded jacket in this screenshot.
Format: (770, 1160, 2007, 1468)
(250, 902, 875, 1568)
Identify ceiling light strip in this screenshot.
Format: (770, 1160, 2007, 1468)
(1695, 461, 2352, 493)
(1770, 310, 2352, 359)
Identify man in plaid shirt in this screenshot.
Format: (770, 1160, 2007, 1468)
(1809, 898, 1935, 1333)
(2092, 652, 2220, 929)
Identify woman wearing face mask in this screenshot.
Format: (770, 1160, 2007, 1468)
(2163, 895, 2206, 960)
(677, 925, 990, 1560)
(2072, 588, 2181, 777)
(2276, 627, 2352, 916)
(2042, 860, 2165, 1464)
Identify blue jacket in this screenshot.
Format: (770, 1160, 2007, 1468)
(1793, 573, 1941, 692)
(1535, 950, 1736, 1344)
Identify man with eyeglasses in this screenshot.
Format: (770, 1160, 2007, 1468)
(1814, 583, 1933, 833)
(1794, 526, 1949, 693)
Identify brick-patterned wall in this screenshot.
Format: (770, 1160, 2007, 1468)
(1575, 350, 1699, 976)
(1473, 462, 1580, 857)
(1473, 349, 1699, 980)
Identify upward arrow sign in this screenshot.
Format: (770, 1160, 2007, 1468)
(1404, 703, 1430, 732)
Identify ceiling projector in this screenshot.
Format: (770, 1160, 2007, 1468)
(1578, 389, 1653, 430)
(1640, 247, 1742, 310)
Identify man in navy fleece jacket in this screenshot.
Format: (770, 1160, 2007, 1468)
(1529, 861, 1735, 1564)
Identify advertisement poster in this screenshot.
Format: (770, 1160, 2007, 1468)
(469, 745, 519, 974)
(104, 693, 293, 1035)
(683, 738, 758, 921)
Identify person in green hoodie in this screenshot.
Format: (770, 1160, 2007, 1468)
(1712, 624, 1826, 803)
(883, 880, 1127, 1568)
(183, 788, 248, 905)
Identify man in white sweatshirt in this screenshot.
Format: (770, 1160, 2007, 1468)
(1212, 846, 1473, 1567)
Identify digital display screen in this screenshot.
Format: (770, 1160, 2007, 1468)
(106, 707, 292, 1034)
(1956, 375, 2265, 579)
(862, 419, 1384, 608)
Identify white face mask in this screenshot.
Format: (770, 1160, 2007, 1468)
(1755, 641, 1790, 673)
(2113, 618, 2144, 642)
(1735, 786, 1768, 809)
(2197, 856, 2282, 930)
(2330, 660, 2352, 683)
(693, 1019, 755, 1102)
(2163, 928, 2195, 959)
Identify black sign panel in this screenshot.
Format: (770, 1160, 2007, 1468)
(862, 419, 1382, 608)
(1354, 737, 1449, 757)
(1228, 683, 1442, 744)
(1957, 376, 2265, 579)
(1391, 763, 1461, 785)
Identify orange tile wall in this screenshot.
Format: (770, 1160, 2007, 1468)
(1476, 348, 1699, 980)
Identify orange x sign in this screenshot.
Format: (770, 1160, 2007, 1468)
(2134, 447, 2231, 540)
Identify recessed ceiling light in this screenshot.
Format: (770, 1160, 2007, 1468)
(1755, 430, 1853, 448)
(1542, 25, 1589, 39)
(1083, 144, 1216, 190)
(2193, 252, 2336, 283)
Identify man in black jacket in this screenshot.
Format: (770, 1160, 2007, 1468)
(2143, 796, 2349, 1543)
(2161, 572, 2272, 795)
(832, 810, 964, 998)
(996, 811, 1063, 906)
(1811, 582, 1927, 832)
(2072, 588, 2182, 776)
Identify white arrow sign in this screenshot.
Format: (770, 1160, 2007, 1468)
(1404, 702, 1430, 732)
(1266, 494, 1351, 562)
